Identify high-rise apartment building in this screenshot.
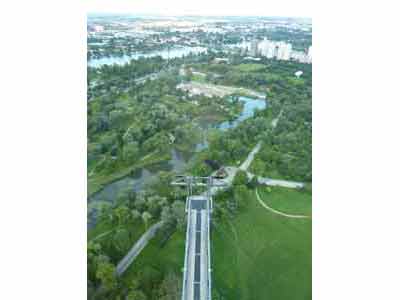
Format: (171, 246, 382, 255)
(249, 39, 259, 57)
(276, 42, 292, 60)
(258, 38, 270, 57)
(266, 43, 276, 59)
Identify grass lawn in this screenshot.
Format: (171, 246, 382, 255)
(212, 187, 311, 300)
(257, 186, 312, 216)
(121, 230, 186, 287)
(233, 63, 266, 73)
(191, 74, 207, 83)
(88, 219, 146, 244)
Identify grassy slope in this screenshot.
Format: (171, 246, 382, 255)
(212, 187, 311, 300)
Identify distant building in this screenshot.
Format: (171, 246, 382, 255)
(295, 70, 303, 78)
(266, 43, 277, 59)
(283, 43, 292, 60)
(244, 57, 261, 61)
(93, 25, 104, 32)
(237, 37, 308, 64)
(258, 38, 270, 57)
(213, 58, 229, 64)
(249, 40, 259, 57)
(276, 42, 292, 60)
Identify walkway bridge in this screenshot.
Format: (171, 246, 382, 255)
(172, 176, 225, 300)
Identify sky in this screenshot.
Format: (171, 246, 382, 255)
(85, 0, 312, 17)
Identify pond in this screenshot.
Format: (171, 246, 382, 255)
(88, 46, 207, 68)
(217, 96, 267, 131)
(88, 96, 267, 227)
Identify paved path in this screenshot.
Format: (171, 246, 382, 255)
(256, 176, 304, 189)
(255, 189, 311, 219)
(247, 172, 304, 189)
(115, 221, 163, 276)
(239, 141, 262, 171)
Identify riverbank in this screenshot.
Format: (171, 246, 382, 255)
(88, 150, 171, 198)
(88, 46, 207, 68)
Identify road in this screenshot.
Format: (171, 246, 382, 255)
(115, 221, 163, 276)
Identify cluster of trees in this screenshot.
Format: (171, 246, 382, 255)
(88, 54, 242, 182)
(88, 68, 182, 178)
(88, 178, 186, 300)
(189, 57, 311, 182)
(87, 34, 174, 60)
(211, 169, 255, 221)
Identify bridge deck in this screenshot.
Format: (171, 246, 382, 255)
(182, 197, 211, 300)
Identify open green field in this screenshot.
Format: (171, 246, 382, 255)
(212, 187, 311, 300)
(233, 63, 267, 73)
(120, 186, 311, 299)
(191, 73, 207, 83)
(257, 186, 312, 216)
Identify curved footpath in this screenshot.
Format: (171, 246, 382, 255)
(255, 189, 311, 219)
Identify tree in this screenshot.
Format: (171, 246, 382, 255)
(171, 201, 186, 230)
(160, 206, 175, 228)
(126, 290, 147, 300)
(87, 241, 102, 282)
(95, 260, 116, 292)
(116, 129, 125, 157)
(233, 169, 248, 186)
(146, 195, 163, 218)
(142, 211, 152, 230)
(114, 205, 130, 227)
(98, 203, 114, 224)
(131, 209, 141, 224)
(157, 271, 181, 300)
(112, 228, 130, 252)
(247, 175, 258, 189)
(138, 266, 162, 295)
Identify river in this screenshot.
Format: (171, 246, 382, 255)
(88, 46, 207, 68)
(88, 96, 267, 227)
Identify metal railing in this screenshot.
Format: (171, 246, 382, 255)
(181, 199, 192, 300)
